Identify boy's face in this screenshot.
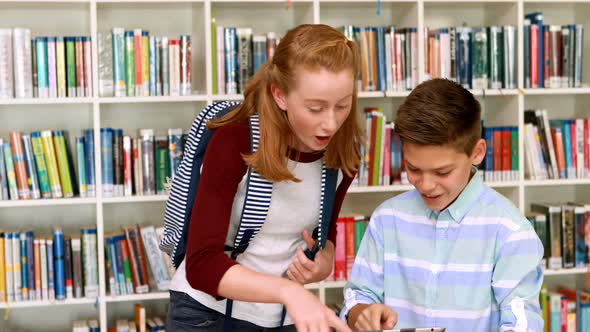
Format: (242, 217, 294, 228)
(402, 140, 486, 211)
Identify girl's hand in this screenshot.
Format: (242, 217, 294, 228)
(286, 231, 334, 285)
(280, 282, 352, 332)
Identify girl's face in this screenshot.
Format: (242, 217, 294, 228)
(272, 67, 354, 152)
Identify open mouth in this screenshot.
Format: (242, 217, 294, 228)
(315, 135, 331, 145)
(421, 194, 442, 201)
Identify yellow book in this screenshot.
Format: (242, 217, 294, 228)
(0, 233, 5, 302)
(41, 131, 63, 198)
(142, 33, 150, 96)
(53, 132, 73, 198)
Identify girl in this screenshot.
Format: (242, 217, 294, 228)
(167, 24, 360, 332)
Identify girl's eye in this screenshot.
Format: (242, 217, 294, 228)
(308, 108, 322, 113)
(336, 105, 349, 111)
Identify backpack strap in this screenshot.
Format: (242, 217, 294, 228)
(162, 101, 240, 268)
(226, 114, 273, 258)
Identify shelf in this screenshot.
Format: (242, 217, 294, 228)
(211, 94, 243, 101)
(544, 267, 589, 276)
(522, 88, 590, 95)
(0, 97, 93, 105)
(0, 297, 96, 309)
(469, 89, 519, 96)
(102, 195, 169, 204)
(104, 292, 169, 302)
(0, 197, 97, 208)
(525, 179, 590, 187)
(99, 95, 208, 104)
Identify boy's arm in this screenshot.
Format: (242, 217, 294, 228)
(341, 211, 386, 324)
(492, 225, 545, 332)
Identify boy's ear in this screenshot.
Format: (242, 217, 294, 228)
(270, 84, 287, 111)
(470, 138, 486, 166)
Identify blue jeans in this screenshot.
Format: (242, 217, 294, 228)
(166, 290, 297, 332)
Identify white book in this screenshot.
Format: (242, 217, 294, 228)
(0, 29, 14, 98)
(4, 233, 14, 302)
(12, 28, 33, 98)
(140, 226, 170, 291)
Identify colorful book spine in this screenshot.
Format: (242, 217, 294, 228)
(65, 37, 77, 97)
(9, 131, 31, 200)
(33, 238, 41, 299)
(40, 238, 48, 299)
(30, 132, 52, 198)
(161, 37, 169, 96)
(155, 37, 162, 95)
(180, 35, 192, 96)
(19, 232, 29, 300)
(76, 136, 87, 198)
(101, 128, 114, 197)
(41, 131, 63, 198)
(0, 140, 8, 200)
(3, 142, 19, 200)
(71, 238, 82, 298)
(64, 237, 73, 299)
(113, 129, 124, 197)
(75, 37, 84, 97)
(83, 36, 92, 97)
(46, 238, 54, 300)
(35, 37, 49, 98)
(123, 135, 133, 196)
(112, 28, 126, 97)
(155, 136, 169, 194)
(168, 128, 183, 180)
(26, 231, 35, 300)
(12, 231, 21, 301)
(0, 29, 14, 98)
(83, 129, 95, 197)
(169, 39, 180, 96)
(12, 28, 33, 98)
(133, 137, 143, 196)
(0, 233, 5, 302)
(133, 29, 143, 96)
(124, 30, 135, 97)
(4, 232, 14, 301)
(56, 37, 67, 98)
(104, 237, 118, 295)
(22, 134, 41, 199)
(141, 31, 150, 96)
(149, 36, 157, 96)
(140, 226, 170, 291)
(53, 228, 66, 300)
(53, 131, 74, 198)
(47, 37, 57, 98)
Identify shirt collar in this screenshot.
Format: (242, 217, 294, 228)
(427, 167, 485, 223)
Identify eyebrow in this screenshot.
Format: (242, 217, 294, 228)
(304, 94, 353, 104)
(405, 161, 455, 171)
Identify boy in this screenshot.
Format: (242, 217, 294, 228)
(342, 79, 544, 332)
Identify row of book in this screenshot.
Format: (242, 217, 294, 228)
(523, 111, 590, 180)
(482, 126, 519, 182)
(107, 304, 165, 332)
(0, 227, 99, 303)
(342, 26, 419, 92)
(211, 22, 278, 95)
(528, 202, 589, 270)
(424, 26, 517, 90)
(104, 225, 174, 296)
(0, 28, 92, 99)
(331, 215, 368, 281)
(98, 28, 192, 98)
(100, 128, 186, 197)
(540, 286, 590, 332)
(0, 130, 94, 201)
(524, 12, 584, 89)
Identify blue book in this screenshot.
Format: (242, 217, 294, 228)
(84, 129, 95, 197)
(20, 233, 29, 300)
(0, 139, 8, 200)
(484, 127, 494, 181)
(456, 27, 473, 89)
(47, 237, 55, 300)
(53, 228, 66, 300)
(105, 236, 119, 296)
(35, 37, 49, 97)
(375, 27, 386, 91)
(111, 235, 127, 295)
(76, 136, 87, 198)
(26, 231, 35, 299)
(149, 36, 157, 96)
(100, 128, 114, 197)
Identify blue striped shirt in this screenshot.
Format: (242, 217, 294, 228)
(342, 171, 544, 331)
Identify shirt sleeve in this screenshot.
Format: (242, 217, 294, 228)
(492, 222, 545, 332)
(184, 122, 250, 299)
(340, 204, 387, 321)
(326, 171, 355, 245)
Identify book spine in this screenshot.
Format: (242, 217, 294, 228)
(71, 238, 83, 298)
(33, 238, 40, 300)
(65, 37, 77, 97)
(9, 131, 31, 199)
(53, 131, 74, 198)
(101, 128, 114, 198)
(112, 28, 126, 97)
(53, 229, 66, 300)
(12, 232, 21, 301)
(41, 131, 62, 198)
(140, 129, 155, 195)
(46, 238, 54, 301)
(4, 233, 14, 301)
(169, 39, 180, 96)
(98, 32, 114, 97)
(3, 142, 19, 200)
(123, 135, 133, 196)
(12, 28, 33, 98)
(155, 137, 169, 195)
(19, 233, 28, 300)
(140, 226, 170, 291)
(83, 36, 92, 97)
(160, 37, 169, 96)
(149, 36, 157, 96)
(64, 237, 73, 299)
(113, 129, 123, 197)
(36, 37, 49, 98)
(141, 31, 150, 96)
(56, 37, 67, 98)
(180, 35, 192, 96)
(76, 136, 87, 198)
(84, 129, 95, 197)
(167, 128, 183, 180)
(0, 29, 14, 98)
(134, 29, 143, 96)
(39, 238, 48, 300)
(22, 134, 41, 199)
(124, 30, 135, 97)
(81, 228, 98, 298)
(25, 231, 35, 300)
(0, 140, 8, 200)
(0, 233, 5, 302)
(47, 36, 57, 98)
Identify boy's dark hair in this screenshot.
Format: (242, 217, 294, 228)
(394, 78, 481, 155)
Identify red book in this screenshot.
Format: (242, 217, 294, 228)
(530, 24, 539, 88)
(502, 129, 511, 181)
(120, 237, 140, 292)
(334, 217, 347, 280)
(345, 217, 356, 279)
(134, 30, 143, 94)
(570, 121, 577, 170)
(493, 129, 502, 180)
(543, 27, 550, 88)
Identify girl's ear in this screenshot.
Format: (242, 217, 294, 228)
(270, 84, 287, 111)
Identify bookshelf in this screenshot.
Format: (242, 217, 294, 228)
(1, 0, 589, 330)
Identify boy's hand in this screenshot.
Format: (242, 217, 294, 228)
(347, 303, 398, 331)
(286, 230, 334, 285)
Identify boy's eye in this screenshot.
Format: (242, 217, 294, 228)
(436, 171, 451, 177)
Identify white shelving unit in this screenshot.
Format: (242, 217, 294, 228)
(1, 0, 589, 330)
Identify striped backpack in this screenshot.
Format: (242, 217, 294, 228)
(159, 101, 339, 269)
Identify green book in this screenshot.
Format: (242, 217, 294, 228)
(53, 131, 74, 197)
(211, 15, 218, 95)
(353, 217, 366, 255)
(510, 128, 518, 180)
(65, 37, 77, 97)
(31, 132, 52, 198)
(487, 26, 503, 89)
(472, 27, 488, 90)
(155, 137, 170, 195)
(124, 30, 135, 96)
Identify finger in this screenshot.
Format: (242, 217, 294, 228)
(327, 311, 352, 332)
(319, 315, 330, 332)
(291, 258, 313, 282)
(293, 321, 307, 332)
(302, 229, 315, 249)
(296, 248, 316, 271)
(369, 307, 382, 329)
(286, 269, 304, 285)
(382, 309, 398, 329)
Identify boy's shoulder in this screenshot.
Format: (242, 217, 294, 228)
(470, 185, 534, 232)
